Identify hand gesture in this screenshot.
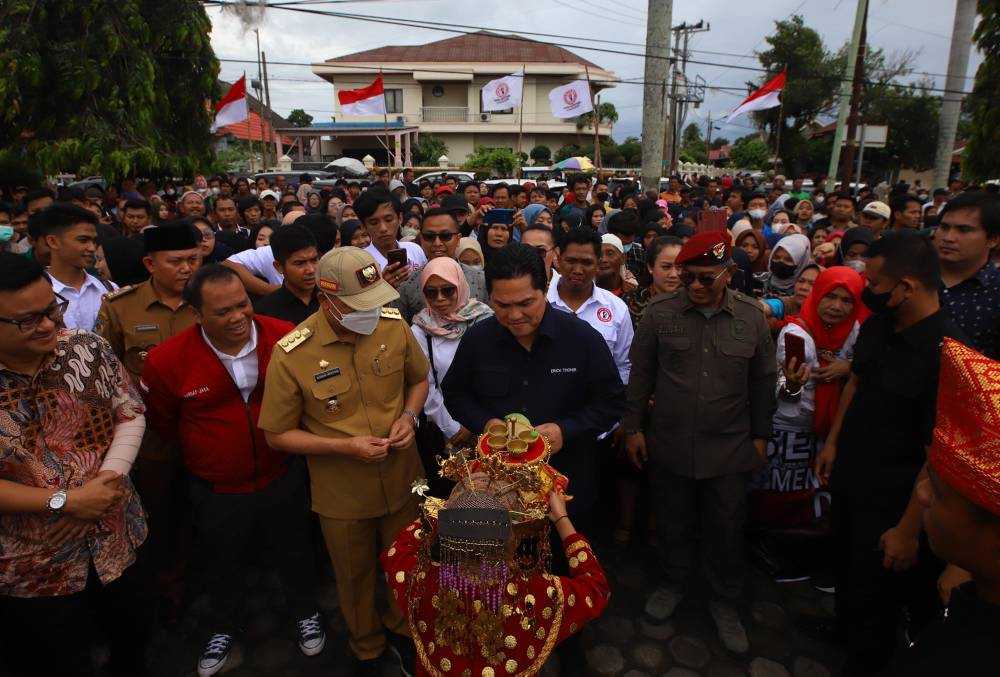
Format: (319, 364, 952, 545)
(382, 261, 411, 289)
(547, 490, 568, 523)
(388, 414, 416, 450)
(782, 356, 812, 393)
(350, 436, 390, 463)
(535, 423, 564, 454)
(66, 473, 124, 521)
(513, 209, 527, 233)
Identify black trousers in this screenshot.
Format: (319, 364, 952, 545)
(0, 563, 149, 677)
(189, 458, 319, 633)
(649, 470, 749, 599)
(832, 489, 942, 675)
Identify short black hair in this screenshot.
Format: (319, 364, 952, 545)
(421, 207, 458, 227)
(353, 187, 400, 222)
(557, 227, 601, 258)
(832, 191, 856, 206)
(24, 188, 55, 208)
(458, 181, 479, 194)
(237, 196, 262, 215)
(270, 223, 318, 265)
(646, 235, 684, 266)
(938, 191, 1000, 238)
(213, 194, 237, 210)
(607, 208, 640, 237)
(491, 182, 510, 196)
(123, 199, 153, 216)
(485, 242, 547, 294)
(865, 229, 940, 289)
(281, 200, 303, 216)
(890, 193, 922, 214)
(28, 202, 98, 239)
(569, 174, 590, 189)
(295, 212, 338, 255)
(183, 264, 242, 309)
(0, 252, 46, 292)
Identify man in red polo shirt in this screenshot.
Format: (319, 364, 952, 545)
(141, 264, 323, 677)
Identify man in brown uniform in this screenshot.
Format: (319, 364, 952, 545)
(260, 246, 430, 676)
(94, 223, 201, 599)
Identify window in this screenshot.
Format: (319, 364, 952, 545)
(384, 89, 403, 114)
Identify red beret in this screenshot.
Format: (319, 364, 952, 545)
(434, 184, 455, 196)
(675, 229, 733, 266)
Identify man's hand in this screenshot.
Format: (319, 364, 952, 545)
(348, 436, 390, 463)
(65, 473, 124, 521)
(448, 426, 472, 447)
(387, 415, 416, 450)
(50, 516, 94, 547)
(625, 431, 647, 470)
(782, 356, 811, 393)
(753, 438, 767, 462)
(535, 423, 563, 454)
(879, 525, 919, 571)
(382, 261, 411, 289)
(937, 564, 972, 605)
(812, 359, 850, 383)
(814, 441, 837, 486)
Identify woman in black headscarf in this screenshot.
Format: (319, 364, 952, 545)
(836, 226, 874, 267)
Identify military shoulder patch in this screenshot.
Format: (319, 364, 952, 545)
(104, 285, 137, 302)
(380, 307, 402, 320)
(278, 326, 313, 353)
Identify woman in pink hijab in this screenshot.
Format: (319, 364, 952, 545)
(410, 257, 493, 450)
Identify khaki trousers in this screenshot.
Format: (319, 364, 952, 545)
(319, 499, 417, 659)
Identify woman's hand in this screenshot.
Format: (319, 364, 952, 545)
(547, 490, 568, 522)
(813, 359, 850, 383)
(782, 356, 812, 393)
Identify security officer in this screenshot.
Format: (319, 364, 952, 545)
(624, 230, 776, 650)
(259, 246, 430, 675)
(94, 223, 202, 600)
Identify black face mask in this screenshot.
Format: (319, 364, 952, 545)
(861, 282, 900, 314)
(769, 260, 797, 279)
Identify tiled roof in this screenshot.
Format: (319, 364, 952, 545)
(325, 30, 602, 69)
(218, 110, 292, 145)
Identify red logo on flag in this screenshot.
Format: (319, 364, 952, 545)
(563, 88, 579, 106)
(597, 307, 613, 323)
(496, 83, 509, 99)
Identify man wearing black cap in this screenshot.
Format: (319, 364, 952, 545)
(624, 230, 777, 651)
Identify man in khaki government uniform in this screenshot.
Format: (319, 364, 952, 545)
(260, 246, 430, 674)
(94, 223, 202, 600)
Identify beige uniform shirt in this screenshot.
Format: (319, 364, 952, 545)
(258, 308, 430, 520)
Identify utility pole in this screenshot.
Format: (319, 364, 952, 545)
(932, 0, 977, 189)
(262, 51, 278, 165)
(705, 111, 713, 152)
(254, 29, 266, 170)
(641, 0, 672, 190)
(664, 20, 710, 172)
(825, 0, 869, 192)
(839, 1, 868, 188)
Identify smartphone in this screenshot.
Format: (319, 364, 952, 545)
(483, 208, 515, 226)
(386, 248, 407, 268)
(784, 332, 806, 371)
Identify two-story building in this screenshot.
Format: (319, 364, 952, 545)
(293, 31, 618, 166)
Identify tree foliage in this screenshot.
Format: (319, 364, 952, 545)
(554, 144, 583, 162)
(0, 0, 219, 180)
(529, 145, 552, 163)
(680, 123, 708, 163)
(710, 136, 730, 150)
(462, 146, 520, 176)
(729, 136, 771, 170)
(287, 109, 314, 128)
(618, 137, 642, 166)
(965, 0, 1000, 182)
(413, 133, 448, 165)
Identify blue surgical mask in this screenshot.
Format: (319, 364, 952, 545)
(622, 242, 633, 253)
(0, 225, 13, 243)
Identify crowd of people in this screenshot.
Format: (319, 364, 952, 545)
(0, 166, 998, 677)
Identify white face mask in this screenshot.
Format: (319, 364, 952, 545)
(325, 294, 381, 335)
(814, 196, 825, 205)
(771, 220, 791, 234)
(749, 208, 767, 220)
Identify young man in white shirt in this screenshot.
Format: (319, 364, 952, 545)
(352, 187, 427, 286)
(32, 202, 116, 331)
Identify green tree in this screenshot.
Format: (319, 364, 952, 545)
(680, 123, 708, 163)
(413, 133, 448, 165)
(529, 145, 552, 163)
(862, 82, 940, 174)
(617, 137, 642, 166)
(965, 0, 1000, 182)
(462, 146, 519, 176)
(729, 136, 771, 170)
(575, 102, 619, 147)
(710, 136, 730, 150)
(554, 144, 584, 162)
(287, 109, 314, 128)
(0, 0, 219, 180)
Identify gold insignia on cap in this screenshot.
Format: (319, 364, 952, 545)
(356, 263, 379, 287)
(569, 556, 579, 569)
(712, 241, 726, 259)
(568, 594, 576, 607)
(578, 550, 589, 562)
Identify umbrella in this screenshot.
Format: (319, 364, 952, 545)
(323, 157, 368, 176)
(552, 156, 595, 171)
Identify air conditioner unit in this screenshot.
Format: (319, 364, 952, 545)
(480, 113, 490, 122)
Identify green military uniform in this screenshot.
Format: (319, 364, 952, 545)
(258, 246, 430, 661)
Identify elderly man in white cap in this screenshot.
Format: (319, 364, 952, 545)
(859, 200, 891, 237)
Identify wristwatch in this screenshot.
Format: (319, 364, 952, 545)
(403, 409, 421, 429)
(47, 489, 68, 514)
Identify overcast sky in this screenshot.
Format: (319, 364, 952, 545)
(208, 0, 983, 144)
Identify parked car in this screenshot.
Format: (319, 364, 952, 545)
(414, 170, 476, 184)
(483, 178, 566, 190)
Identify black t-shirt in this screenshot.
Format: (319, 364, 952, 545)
(253, 284, 318, 326)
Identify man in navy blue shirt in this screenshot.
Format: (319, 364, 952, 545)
(441, 243, 624, 518)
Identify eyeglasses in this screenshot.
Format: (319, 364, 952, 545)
(0, 294, 70, 333)
(421, 231, 457, 242)
(424, 285, 458, 300)
(679, 268, 727, 288)
(529, 245, 552, 256)
(199, 230, 215, 240)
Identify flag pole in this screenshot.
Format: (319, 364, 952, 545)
(772, 80, 785, 174)
(380, 68, 392, 169)
(516, 65, 525, 179)
(585, 65, 601, 171)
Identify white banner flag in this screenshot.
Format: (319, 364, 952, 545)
(548, 80, 593, 119)
(481, 71, 524, 112)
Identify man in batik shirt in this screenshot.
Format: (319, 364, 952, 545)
(0, 253, 149, 677)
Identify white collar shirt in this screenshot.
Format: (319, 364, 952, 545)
(364, 241, 428, 272)
(48, 272, 116, 332)
(202, 321, 259, 402)
(227, 245, 282, 285)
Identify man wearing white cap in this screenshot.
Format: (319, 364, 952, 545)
(259, 189, 281, 220)
(259, 246, 429, 675)
(859, 200, 891, 238)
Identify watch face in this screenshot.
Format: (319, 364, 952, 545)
(49, 492, 66, 510)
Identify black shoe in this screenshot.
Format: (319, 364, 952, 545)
(387, 633, 416, 677)
(354, 656, 383, 677)
(812, 570, 836, 594)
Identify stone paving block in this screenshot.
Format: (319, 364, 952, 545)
(624, 670, 651, 677)
(707, 660, 748, 677)
(662, 668, 702, 677)
(250, 637, 295, 671)
(750, 657, 791, 677)
(750, 601, 787, 630)
(792, 656, 831, 677)
(669, 636, 712, 669)
(639, 618, 676, 641)
(587, 644, 626, 675)
(599, 616, 637, 643)
(631, 642, 666, 670)
(746, 624, 792, 661)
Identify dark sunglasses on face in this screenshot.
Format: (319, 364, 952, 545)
(679, 268, 727, 288)
(0, 294, 70, 333)
(421, 231, 457, 242)
(424, 285, 458, 300)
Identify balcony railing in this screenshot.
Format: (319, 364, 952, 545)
(420, 106, 470, 123)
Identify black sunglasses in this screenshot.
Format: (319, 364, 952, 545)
(421, 231, 457, 242)
(679, 268, 727, 288)
(424, 285, 458, 300)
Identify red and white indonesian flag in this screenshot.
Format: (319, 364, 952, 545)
(211, 76, 249, 132)
(481, 71, 524, 112)
(338, 75, 387, 116)
(726, 69, 786, 123)
(549, 80, 593, 119)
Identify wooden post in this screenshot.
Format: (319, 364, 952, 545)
(585, 65, 601, 170)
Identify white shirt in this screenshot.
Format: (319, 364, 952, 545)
(202, 322, 259, 402)
(48, 272, 116, 331)
(547, 271, 633, 384)
(365, 241, 427, 272)
(227, 246, 282, 284)
(410, 323, 463, 439)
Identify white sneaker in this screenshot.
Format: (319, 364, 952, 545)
(296, 612, 326, 657)
(644, 587, 683, 621)
(197, 633, 233, 677)
(709, 601, 749, 653)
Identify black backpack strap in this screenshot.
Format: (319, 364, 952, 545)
(425, 333, 440, 389)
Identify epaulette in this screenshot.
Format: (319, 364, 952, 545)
(648, 290, 680, 306)
(278, 327, 313, 353)
(103, 284, 137, 302)
(380, 307, 402, 320)
(733, 291, 767, 314)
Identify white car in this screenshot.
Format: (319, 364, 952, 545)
(414, 171, 476, 184)
(483, 178, 567, 190)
